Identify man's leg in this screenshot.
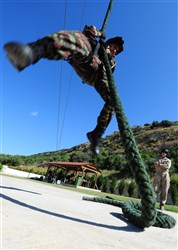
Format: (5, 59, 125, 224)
(87, 77, 114, 155)
(4, 31, 91, 71)
(3, 37, 61, 71)
(87, 103, 114, 155)
(153, 174, 161, 201)
(160, 174, 170, 210)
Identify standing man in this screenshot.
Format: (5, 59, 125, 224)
(153, 148, 171, 210)
(3, 25, 124, 155)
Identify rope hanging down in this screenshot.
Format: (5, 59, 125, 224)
(83, 0, 176, 229)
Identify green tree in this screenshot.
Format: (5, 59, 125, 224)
(60, 154, 70, 162)
(0, 163, 3, 171)
(111, 154, 126, 171)
(95, 151, 109, 170)
(151, 120, 160, 128)
(69, 151, 89, 162)
(127, 180, 136, 197)
(110, 177, 118, 194)
(170, 174, 178, 205)
(170, 184, 177, 205)
(97, 175, 104, 190)
(170, 144, 178, 173)
(140, 150, 155, 176)
(102, 176, 110, 193)
(160, 120, 172, 127)
(118, 162, 133, 179)
(118, 179, 127, 195)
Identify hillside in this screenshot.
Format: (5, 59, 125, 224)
(1, 121, 177, 179)
(34, 121, 178, 158)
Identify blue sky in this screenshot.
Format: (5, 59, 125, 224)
(1, 0, 177, 156)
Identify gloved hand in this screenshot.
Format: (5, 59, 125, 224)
(100, 30, 106, 39)
(99, 38, 106, 45)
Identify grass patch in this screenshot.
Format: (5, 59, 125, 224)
(2, 173, 178, 213)
(37, 179, 178, 213)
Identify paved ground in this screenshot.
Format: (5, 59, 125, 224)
(0, 175, 177, 250)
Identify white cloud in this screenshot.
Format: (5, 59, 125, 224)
(31, 111, 39, 117)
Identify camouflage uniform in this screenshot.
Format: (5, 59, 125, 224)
(48, 26, 115, 137)
(153, 155, 171, 208)
(4, 25, 122, 154)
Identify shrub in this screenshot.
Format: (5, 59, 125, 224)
(0, 163, 3, 171)
(102, 176, 110, 193)
(110, 177, 118, 194)
(170, 174, 178, 186)
(170, 184, 177, 205)
(118, 179, 127, 195)
(128, 180, 136, 197)
(97, 175, 104, 190)
(170, 174, 178, 205)
(160, 120, 172, 127)
(151, 121, 160, 128)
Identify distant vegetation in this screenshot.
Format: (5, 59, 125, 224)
(1, 120, 177, 172)
(1, 120, 178, 203)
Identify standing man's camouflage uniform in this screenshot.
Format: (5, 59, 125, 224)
(3, 25, 124, 155)
(153, 148, 171, 210)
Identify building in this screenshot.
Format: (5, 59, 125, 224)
(43, 161, 101, 190)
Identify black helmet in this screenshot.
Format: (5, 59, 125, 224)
(161, 148, 169, 154)
(106, 36, 124, 55)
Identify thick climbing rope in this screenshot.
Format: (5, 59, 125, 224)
(82, 197, 176, 229)
(83, 0, 176, 229)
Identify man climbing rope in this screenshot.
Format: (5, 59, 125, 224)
(3, 25, 124, 155)
(153, 148, 171, 211)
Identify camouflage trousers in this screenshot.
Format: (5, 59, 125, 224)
(153, 172, 170, 205)
(48, 30, 91, 60)
(48, 30, 115, 136)
(94, 74, 115, 135)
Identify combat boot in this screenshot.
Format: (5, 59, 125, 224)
(4, 42, 34, 71)
(87, 126, 104, 155)
(3, 37, 57, 71)
(87, 132, 100, 155)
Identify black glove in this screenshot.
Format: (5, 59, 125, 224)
(99, 38, 106, 45)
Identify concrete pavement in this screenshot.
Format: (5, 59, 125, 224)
(0, 175, 177, 249)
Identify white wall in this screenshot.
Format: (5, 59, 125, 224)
(1, 165, 44, 179)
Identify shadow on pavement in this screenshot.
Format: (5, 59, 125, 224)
(111, 212, 144, 232)
(0, 186, 42, 195)
(1, 193, 143, 232)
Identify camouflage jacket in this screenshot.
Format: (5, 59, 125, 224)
(72, 25, 116, 86)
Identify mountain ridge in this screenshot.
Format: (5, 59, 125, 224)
(32, 121, 178, 157)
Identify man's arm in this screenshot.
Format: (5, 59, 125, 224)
(157, 158, 171, 171)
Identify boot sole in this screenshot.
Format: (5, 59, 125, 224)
(4, 43, 32, 71)
(87, 132, 100, 155)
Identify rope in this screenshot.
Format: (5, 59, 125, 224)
(101, 44, 157, 227)
(100, 0, 114, 32)
(94, 0, 114, 56)
(83, 0, 176, 229)
(82, 197, 176, 229)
